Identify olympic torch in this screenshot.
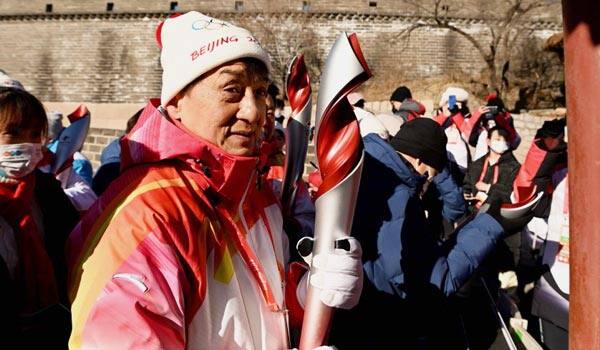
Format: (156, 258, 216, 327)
(299, 32, 372, 350)
(281, 54, 312, 215)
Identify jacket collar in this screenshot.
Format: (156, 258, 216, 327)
(364, 134, 420, 192)
(121, 99, 260, 203)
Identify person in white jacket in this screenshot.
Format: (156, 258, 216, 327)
(347, 92, 389, 139)
(532, 168, 569, 349)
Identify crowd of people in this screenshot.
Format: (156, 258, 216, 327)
(0, 11, 569, 350)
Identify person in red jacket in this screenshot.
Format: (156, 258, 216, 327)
(67, 11, 362, 349)
(433, 86, 473, 174)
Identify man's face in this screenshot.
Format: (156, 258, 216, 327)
(167, 60, 269, 156)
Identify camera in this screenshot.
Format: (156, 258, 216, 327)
(483, 105, 499, 120)
(485, 106, 498, 117)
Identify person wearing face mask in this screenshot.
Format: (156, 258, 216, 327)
(463, 126, 521, 210)
(460, 126, 523, 348)
(327, 118, 529, 349)
(0, 87, 79, 349)
(467, 93, 521, 161)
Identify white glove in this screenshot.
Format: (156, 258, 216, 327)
(296, 237, 363, 310)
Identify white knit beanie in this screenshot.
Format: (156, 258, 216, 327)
(439, 87, 469, 107)
(158, 12, 271, 106)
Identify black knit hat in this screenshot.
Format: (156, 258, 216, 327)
(390, 118, 448, 172)
(536, 118, 566, 139)
(390, 86, 412, 103)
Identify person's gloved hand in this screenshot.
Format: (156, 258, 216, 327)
(483, 197, 534, 235)
(296, 237, 363, 309)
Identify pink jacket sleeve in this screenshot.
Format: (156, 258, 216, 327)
(77, 232, 187, 350)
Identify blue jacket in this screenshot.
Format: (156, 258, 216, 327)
(352, 134, 504, 296)
(100, 138, 122, 166)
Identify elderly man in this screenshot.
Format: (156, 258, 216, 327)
(67, 12, 362, 349)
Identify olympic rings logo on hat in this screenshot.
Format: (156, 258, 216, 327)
(192, 18, 229, 31)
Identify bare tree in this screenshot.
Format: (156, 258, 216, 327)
(397, 0, 559, 94)
(234, 13, 321, 94)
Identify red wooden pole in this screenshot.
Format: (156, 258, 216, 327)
(562, 1, 600, 348)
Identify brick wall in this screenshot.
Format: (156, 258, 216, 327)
(82, 128, 122, 168)
(0, 10, 561, 104)
(0, 0, 562, 20)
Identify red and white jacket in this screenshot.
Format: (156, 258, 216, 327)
(67, 100, 305, 349)
(433, 111, 472, 171)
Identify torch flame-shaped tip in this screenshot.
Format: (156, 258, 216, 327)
(313, 32, 371, 198)
(286, 54, 312, 115)
(299, 32, 371, 350)
(281, 54, 312, 215)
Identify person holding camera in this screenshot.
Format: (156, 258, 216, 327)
(433, 87, 473, 176)
(469, 93, 521, 161)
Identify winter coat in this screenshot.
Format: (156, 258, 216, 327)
(394, 98, 426, 122)
(354, 107, 389, 139)
(329, 134, 504, 349)
(433, 111, 472, 172)
(0, 169, 79, 349)
(67, 100, 296, 350)
(463, 151, 521, 205)
(532, 169, 569, 331)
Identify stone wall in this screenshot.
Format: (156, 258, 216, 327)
(0, 0, 562, 20)
(0, 7, 561, 104)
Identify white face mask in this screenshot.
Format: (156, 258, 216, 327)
(0, 143, 43, 179)
(489, 140, 509, 154)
